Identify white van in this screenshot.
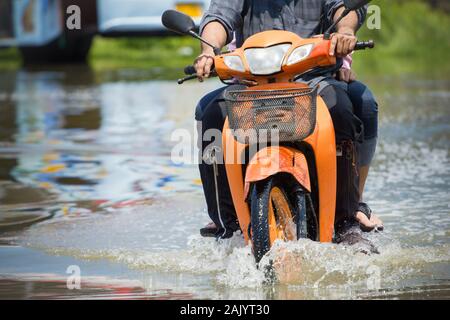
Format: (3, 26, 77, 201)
(0, 0, 211, 63)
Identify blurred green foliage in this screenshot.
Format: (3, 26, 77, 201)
(0, 47, 21, 69)
(89, 36, 199, 72)
(354, 0, 450, 76)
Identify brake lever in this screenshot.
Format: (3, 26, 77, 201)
(177, 74, 198, 85)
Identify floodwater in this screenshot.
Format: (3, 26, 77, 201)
(0, 65, 449, 300)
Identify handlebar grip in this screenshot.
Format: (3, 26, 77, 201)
(354, 40, 375, 50)
(179, 64, 217, 84)
(178, 74, 198, 85)
(184, 65, 196, 75)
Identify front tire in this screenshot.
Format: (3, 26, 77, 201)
(250, 176, 297, 263)
(249, 174, 318, 264)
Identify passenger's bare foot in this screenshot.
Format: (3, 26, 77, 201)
(370, 213, 383, 228)
(355, 202, 384, 232)
(356, 211, 384, 231)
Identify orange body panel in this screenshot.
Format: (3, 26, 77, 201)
(214, 30, 336, 85)
(222, 119, 251, 240)
(216, 30, 337, 244)
(223, 82, 336, 243)
(303, 97, 336, 242)
(243, 146, 311, 198)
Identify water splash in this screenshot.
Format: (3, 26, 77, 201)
(27, 231, 449, 295)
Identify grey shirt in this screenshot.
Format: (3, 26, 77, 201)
(200, 0, 367, 47)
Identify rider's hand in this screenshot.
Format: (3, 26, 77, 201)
(194, 50, 215, 82)
(337, 68, 357, 83)
(329, 32, 357, 58)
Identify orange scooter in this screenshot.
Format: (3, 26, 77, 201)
(162, 0, 374, 262)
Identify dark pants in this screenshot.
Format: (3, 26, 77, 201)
(196, 80, 377, 238)
(339, 81, 379, 166)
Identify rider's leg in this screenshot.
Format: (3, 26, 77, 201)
(347, 80, 378, 199)
(347, 81, 383, 229)
(195, 86, 228, 121)
(196, 88, 239, 239)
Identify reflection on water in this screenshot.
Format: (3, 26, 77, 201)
(0, 65, 449, 299)
(0, 66, 210, 230)
(0, 276, 196, 300)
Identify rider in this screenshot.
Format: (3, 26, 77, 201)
(194, 0, 383, 239)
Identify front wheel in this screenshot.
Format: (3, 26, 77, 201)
(250, 176, 297, 263)
(250, 174, 318, 263)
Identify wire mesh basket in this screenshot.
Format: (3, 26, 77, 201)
(224, 86, 317, 144)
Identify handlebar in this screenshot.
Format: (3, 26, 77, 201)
(178, 65, 217, 84)
(178, 40, 374, 84)
(177, 74, 197, 84)
(177, 65, 197, 84)
(354, 40, 375, 50)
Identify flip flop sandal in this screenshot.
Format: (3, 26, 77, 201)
(358, 202, 374, 232)
(358, 202, 384, 232)
(200, 223, 219, 238)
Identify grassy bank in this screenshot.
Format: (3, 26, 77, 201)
(0, 47, 21, 69)
(0, 36, 200, 74)
(89, 36, 200, 73)
(0, 0, 448, 77)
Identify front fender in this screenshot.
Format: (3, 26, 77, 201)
(244, 146, 310, 198)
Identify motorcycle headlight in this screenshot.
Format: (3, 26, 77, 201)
(244, 44, 291, 75)
(223, 55, 245, 72)
(286, 44, 314, 66)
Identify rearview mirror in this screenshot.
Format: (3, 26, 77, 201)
(161, 10, 195, 35)
(344, 0, 371, 11)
